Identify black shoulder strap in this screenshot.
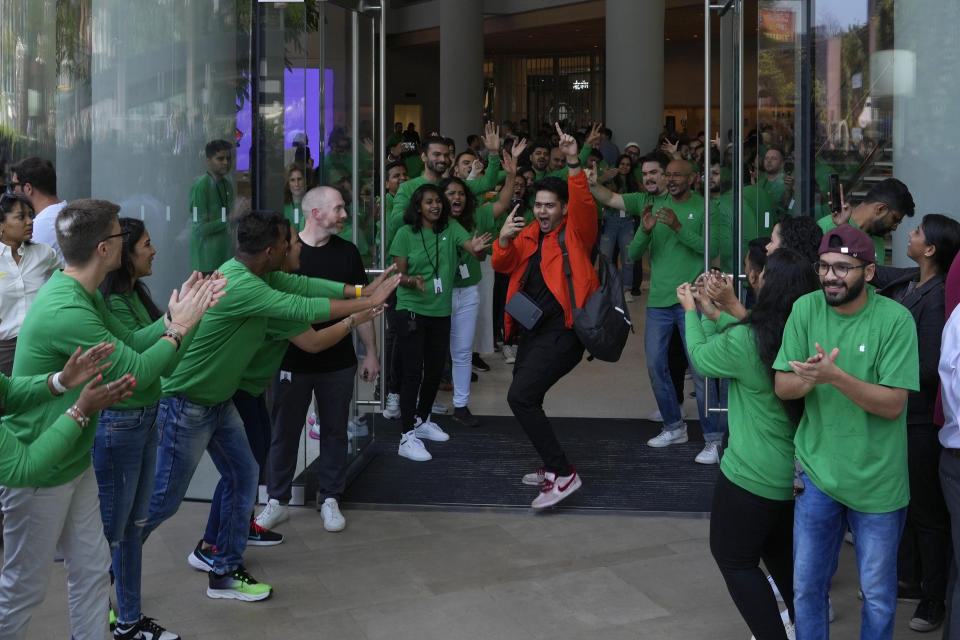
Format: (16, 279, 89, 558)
(557, 227, 579, 311)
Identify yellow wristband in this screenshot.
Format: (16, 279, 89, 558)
(355, 284, 363, 298)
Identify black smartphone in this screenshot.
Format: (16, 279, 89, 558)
(828, 173, 841, 214)
(784, 158, 795, 175)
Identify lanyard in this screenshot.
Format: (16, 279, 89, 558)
(418, 227, 440, 279)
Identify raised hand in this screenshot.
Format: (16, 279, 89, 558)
(831, 183, 851, 226)
(59, 342, 116, 390)
(704, 270, 737, 311)
(655, 206, 681, 232)
(585, 122, 603, 149)
(660, 138, 679, 157)
(74, 374, 137, 417)
(676, 282, 697, 312)
(640, 204, 657, 234)
(501, 149, 517, 175)
(555, 122, 578, 159)
(511, 137, 528, 161)
(483, 121, 501, 153)
(363, 264, 399, 296)
(362, 137, 374, 155)
(499, 207, 526, 242)
(465, 232, 493, 255)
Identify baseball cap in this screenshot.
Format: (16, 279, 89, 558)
(624, 141, 641, 151)
(818, 224, 876, 264)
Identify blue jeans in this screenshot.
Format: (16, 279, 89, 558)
(644, 304, 725, 441)
(144, 395, 258, 575)
(92, 404, 159, 625)
(599, 210, 635, 289)
(793, 472, 906, 640)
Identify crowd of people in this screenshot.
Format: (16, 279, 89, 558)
(0, 113, 957, 640)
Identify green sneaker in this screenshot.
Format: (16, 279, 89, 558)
(206, 566, 272, 602)
(109, 604, 117, 631)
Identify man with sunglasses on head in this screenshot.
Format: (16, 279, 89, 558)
(774, 224, 919, 639)
(8, 156, 67, 264)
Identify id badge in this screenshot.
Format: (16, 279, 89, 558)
(433, 278, 443, 294)
(619, 210, 626, 218)
(458, 263, 470, 279)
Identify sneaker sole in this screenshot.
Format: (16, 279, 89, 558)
(909, 619, 942, 632)
(647, 435, 689, 447)
(521, 477, 544, 486)
(531, 476, 582, 509)
(247, 537, 283, 546)
(398, 448, 432, 462)
(413, 430, 449, 442)
(382, 409, 401, 419)
(322, 520, 346, 532)
(205, 587, 272, 602)
(188, 552, 213, 573)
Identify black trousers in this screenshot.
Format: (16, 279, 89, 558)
(507, 327, 584, 475)
(668, 326, 686, 404)
(493, 271, 510, 341)
(384, 296, 403, 395)
(397, 311, 450, 430)
(710, 472, 795, 640)
(898, 423, 952, 601)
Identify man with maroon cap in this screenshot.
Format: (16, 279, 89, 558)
(773, 224, 919, 639)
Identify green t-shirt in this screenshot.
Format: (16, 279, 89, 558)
(817, 215, 887, 266)
(773, 290, 919, 513)
(454, 203, 497, 289)
(759, 173, 785, 213)
(237, 319, 309, 396)
(189, 173, 235, 273)
(389, 220, 472, 317)
(686, 311, 796, 500)
(625, 191, 708, 308)
(283, 202, 305, 233)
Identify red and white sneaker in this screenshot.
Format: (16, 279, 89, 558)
(521, 468, 546, 486)
(531, 468, 581, 509)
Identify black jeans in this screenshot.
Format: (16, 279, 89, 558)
(898, 423, 951, 601)
(384, 296, 403, 395)
(507, 327, 584, 475)
(668, 326, 686, 404)
(710, 472, 795, 640)
(397, 311, 450, 430)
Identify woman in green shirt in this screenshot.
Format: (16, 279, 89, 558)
(679, 248, 819, 640)
(390, 184, 490, 462)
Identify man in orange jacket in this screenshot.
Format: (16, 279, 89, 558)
(493, 123, 599, 509)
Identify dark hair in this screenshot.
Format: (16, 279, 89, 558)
(863, 178, 915, 219)
(403, 184, 450, 232)
(11, 156, 56, 195)
(466, 134, 480, 147)
(746, 237, 769, 273)
(612, 154, 639, 194)
(588, 149, 603, 162)
(385, 160, 407, 177)
(530, 140, 551, 154)
(421, 135, 447, 153)
(204, 139, 232, 159)
(0, 193, 35, 246)
(519, 165, 535, 177)
(443, 137, 456, 150)
(56, 199, 120, 267)
(438, 176, 477, 231)
(732, 247, 820, 424)
(99, 218, 162, 321)
(641, 151, 670, 172)
(455, 150, 477, 166)
(919, 213, 960, 274)
(764, 145, 784, 159)
(777, 215, 823, 263)
(237, 209, 284, 255)
(531, 176, 568, 204)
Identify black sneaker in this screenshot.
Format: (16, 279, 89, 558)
(187, 539, 215, 572)
(207, 566, 272, 601)
(471, 372, 478, 382)
(472, 353, 490, 372)
(452, 406, 480, 428)
(247, 520, 283, 546)
(114, 614, 180, 640)
(910, 598, 945, 632)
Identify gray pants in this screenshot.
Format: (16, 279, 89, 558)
(0, 466, 111, 640)
(267, 366, 356, 503)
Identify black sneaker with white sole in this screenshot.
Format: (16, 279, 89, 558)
(247, 520, 283, 546)
(472, 353, 490, 372)
(452, 406, 480, 428)
(113, 614, 180, 640)
(187, 539, 214, 572)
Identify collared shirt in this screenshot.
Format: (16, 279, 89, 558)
(30, 200, 67, 263)
(939, 307, 960, 448)
(0, 242, 61, 339)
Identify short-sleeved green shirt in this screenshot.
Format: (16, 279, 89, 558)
(454, 203, 496, 289)
(389, 219, 472, 317)
(817, 216, 887, 266)
(773, 290, 919, 512)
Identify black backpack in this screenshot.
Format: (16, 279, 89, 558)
(558, 229, 633, 362)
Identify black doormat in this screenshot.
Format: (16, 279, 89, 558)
(322, 413, 719, 513)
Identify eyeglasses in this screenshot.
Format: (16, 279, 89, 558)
(813, 260, 866, 278)
(100, 231, 130, 243)
(4, 182, 22, 194)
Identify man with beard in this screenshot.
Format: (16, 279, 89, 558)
(547, 146, 566, 174)
(590, 157, 725, 464)
(774, 225, 919, 639)
(817, 177, 915, 265)
(528, 141, 550, 179)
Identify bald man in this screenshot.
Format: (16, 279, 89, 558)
(258, 187, 379, 534)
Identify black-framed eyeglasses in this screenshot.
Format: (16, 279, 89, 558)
(100, 231, 130, 243)
(813, 260, 866, 278)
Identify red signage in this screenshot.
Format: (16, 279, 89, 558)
(760, 8, 796, 43)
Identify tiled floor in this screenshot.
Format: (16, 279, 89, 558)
(23, 296, 929, 639)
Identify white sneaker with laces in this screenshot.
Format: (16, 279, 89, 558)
(695, 441, 721, 464)
(254, 498, 288, 530)
(413, 416, 449, 442)
(521, 468, 546, 486)
(319, 498, 346, 532)
(398, 430, 432, 461)
(383, 393, 401, 419)
(647, 424, 688, 447)
(430, 400, 449, 415)
(502, 344, 517, 364)
(531, 469, 582, 509)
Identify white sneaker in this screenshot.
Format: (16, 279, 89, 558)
(695, 441, 720, 464)
(502, 344, 517, 364)
(647, 424, 688, 447)
(319, 498, 346, 532)
(255, 499, 289, 530)
(646, 407, 687, 422)
(531, 469, 582, 509)
(347, 416, 369, 438)
(383, 393, 401, 419)
(413, 416, 449, 442)
(398, 431, 431, 461)
(521, 467, 546, 486)
(430, 400, 449, 415)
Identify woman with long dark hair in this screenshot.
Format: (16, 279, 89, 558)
(389, 184, 491, 461)
(679, 248, 820, 639)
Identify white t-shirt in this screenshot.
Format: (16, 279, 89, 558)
(30, 200, 67, 264)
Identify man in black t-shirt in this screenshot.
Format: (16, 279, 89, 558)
(257, 186, 378, 533)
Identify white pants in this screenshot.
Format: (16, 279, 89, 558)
(451, 284, 480, 408)
(0, 466, 111, 640)
(472, 260, 495, 355)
